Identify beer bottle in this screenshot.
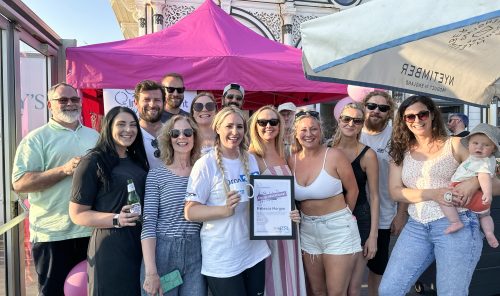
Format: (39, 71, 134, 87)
(126, 179, 142, 222)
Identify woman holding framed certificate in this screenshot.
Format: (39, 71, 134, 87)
(288, 110, 361, 296)
(248, 105, 306, 296)
(329, 103, 380, 296)
(184, 106, 270, 296)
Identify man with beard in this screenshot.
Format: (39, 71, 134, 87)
(359, 91, 408, 296)
(133, 80, 165, 169)
(222, 83, 245, 109)
(12, 83, 99, 296)
(160, 72, 189, 123)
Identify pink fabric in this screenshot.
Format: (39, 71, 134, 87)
(65, 0, 346, 108)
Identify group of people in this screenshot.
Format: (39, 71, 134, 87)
(12, 73, 500, 296)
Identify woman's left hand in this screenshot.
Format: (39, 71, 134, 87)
(363, 235, 377, 260)
(290, 210, 301, 223)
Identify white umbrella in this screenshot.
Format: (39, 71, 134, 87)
(301, 0, 500, 106)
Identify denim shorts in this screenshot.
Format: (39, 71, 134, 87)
(300, 207, 362, 255)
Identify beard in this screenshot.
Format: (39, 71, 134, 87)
(364, 114, 389, 132)
(224, 101, 241, 108)
(52, 108, 81, 123)
(166, 96, 183, 109)
(139, 106, 162, 123)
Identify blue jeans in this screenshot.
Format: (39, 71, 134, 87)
(140, 232, 207, 296)
(379, 211, 482, 296)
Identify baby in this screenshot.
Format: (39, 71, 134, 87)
(442, 123, 499, 248)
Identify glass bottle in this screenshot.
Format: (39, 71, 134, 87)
(127, 179, 142, 222)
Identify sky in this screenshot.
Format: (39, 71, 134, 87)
(22, 0, 124, 45)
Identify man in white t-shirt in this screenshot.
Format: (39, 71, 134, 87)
(360, 91, 408, 296)
(133, 80, 166, 169)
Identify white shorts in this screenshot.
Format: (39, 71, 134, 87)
(300, 207, 362, 255)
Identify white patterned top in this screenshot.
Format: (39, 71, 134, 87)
(401, 138, 466, 223)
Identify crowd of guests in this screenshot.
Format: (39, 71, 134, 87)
(12, 74, 500, 296)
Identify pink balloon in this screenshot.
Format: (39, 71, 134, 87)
(64, 260, 87, 296)
(334, 97, 355, 120)
(347, 85, 385, 102)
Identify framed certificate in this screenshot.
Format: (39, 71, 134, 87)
(249, 175, 296, 240)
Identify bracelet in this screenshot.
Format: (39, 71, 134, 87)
(145, 273, 158, 277)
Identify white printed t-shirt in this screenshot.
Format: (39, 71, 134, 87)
(451, 155, 496, 182)
(186, 150, 270, 277)
(360, 125, 396, 229)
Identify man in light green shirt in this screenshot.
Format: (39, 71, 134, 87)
(12, 83, 98, 296)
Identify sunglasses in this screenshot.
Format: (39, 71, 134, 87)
(295, 110, 320, 120)
(51, 96, 81, 104)
(366, 102, 390, 113)
(193, 102, 216, 112)
(225, 94, 243, 101)
(403, 110, 430, 123)
(164, 87, 186, 94)
(151, 139, 160, 158)
(448, 118, 461, 123)
(257, 119, 280, 127)
(339, 115, 364, 125)
(170, 128, 194, 138)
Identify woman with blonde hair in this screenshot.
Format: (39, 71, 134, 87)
(248, 105, 306, 296)
(190, 92, 217, 154)
(140, 115, 206, 296)
(330, 103, 380, 296)
(185, 106, 270, 296)
(289, 110, 360, 296)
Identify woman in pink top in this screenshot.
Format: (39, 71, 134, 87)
(288, 110, 360, 296)
(248, 105, 305, 296)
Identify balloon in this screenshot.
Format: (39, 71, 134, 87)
(334, 97, 355, 120)
(347, 85, 385, 102)
(64, 260, 87, 296)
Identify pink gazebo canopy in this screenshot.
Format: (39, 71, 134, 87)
(66, 0, 347, 109)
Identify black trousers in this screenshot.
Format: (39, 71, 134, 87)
(206, 259, 266, 296)
(31, 237, 89, 296)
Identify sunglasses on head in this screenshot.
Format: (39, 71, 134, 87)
(51, 96, 81, 104)
(403, 110, 430, 123)
(295, 110, 320, 120)
(193, 102, 216, 112)
(366, 102, 390, 113)
(164, 87, 186, 94)
(151, 139, 160, 158)
(225, 94, 243, 101)
(339, 115, 364, 125)
(257, 119, 280, 127)
(170, 128, 194, 138)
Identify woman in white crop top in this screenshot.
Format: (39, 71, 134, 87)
(380, 96, 482, 296)
(248, 106, 306, 296)
(288, 110, 361, 296)
(185, 107, 270, 296)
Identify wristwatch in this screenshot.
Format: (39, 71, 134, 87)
(112, 214, 121, 228)
(443, 191, 453, 203)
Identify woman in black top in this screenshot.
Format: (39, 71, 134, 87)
(69, 106, 149, 296)
(330, 102, 380, 296)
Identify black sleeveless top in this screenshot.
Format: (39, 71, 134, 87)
(352, 145, 370, 207)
